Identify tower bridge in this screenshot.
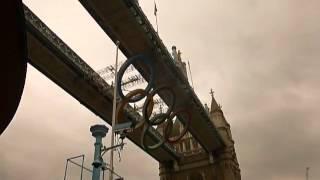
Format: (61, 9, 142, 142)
(79, 0, 224, 152)
(17, 2, 240, 179)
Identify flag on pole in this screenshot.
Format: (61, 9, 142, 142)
(154, 1, 158, 16)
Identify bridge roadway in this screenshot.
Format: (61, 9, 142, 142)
(23, 5, 179, 162)
(79, 0, 224, 152)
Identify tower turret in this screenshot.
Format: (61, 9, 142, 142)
(172, 46, 179, 62)
(209, 89, 233, 147)
(209, 89, 241, 180)
(158, 89, 241, 180)
(171, 46, 188, 79)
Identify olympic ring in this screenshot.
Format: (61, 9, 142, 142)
(116, 89, 151, 129)
(164, 109, 192, 144)
(142, 86, 175, 125)
(116, 54, 192, 151)
(141, 123, 166, 150)
(117, 54, 155, 102)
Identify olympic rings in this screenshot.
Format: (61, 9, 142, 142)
(117, 54, 155, 102)
(116, 54, 192, 151)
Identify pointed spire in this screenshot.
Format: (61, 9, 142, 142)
(210, 89, 220, 113)
(178, 50, 182, 62)
(204, 103, 210, 114)
(210, 89, 214, 98)
(172, 46, 178, 62)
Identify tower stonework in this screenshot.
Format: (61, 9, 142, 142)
(158, 94, 241, 180)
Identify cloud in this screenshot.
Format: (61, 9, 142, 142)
(1, 0, 320, 179)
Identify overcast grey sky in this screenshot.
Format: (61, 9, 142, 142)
(1, 0, 320, 179)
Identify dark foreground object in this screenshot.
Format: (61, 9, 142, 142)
(1, 0, 27, 135)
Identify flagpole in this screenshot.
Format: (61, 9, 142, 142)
(154, 0, 159, 34)
(109, 40, 120, 180)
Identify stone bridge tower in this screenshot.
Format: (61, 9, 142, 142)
(158, 93, 241, 180)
